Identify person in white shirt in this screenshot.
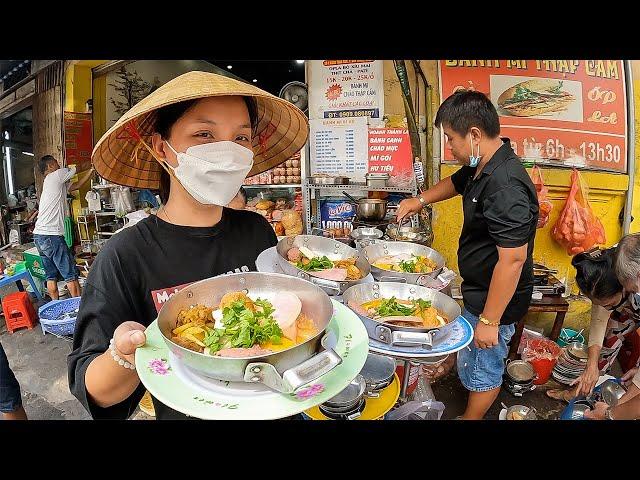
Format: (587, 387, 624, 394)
(33, 155, 94, 300)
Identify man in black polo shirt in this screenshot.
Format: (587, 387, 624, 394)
(397, 90, 538, 419)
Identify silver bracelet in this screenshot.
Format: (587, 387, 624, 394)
(109, 338, 136, 370)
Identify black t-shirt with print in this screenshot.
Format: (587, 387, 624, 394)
(68, 208, 277, 420)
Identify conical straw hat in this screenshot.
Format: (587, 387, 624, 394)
(92, 70, 309, 189)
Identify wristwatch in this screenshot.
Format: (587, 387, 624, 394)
(478, 314, 500, 327)
(418, 196, 427, 207)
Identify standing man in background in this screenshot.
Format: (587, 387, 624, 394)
(33, 155, 94, 300)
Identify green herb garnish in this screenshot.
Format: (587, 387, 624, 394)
(203, 299, 283, 353)
(297, 255, 334, 272)
(375, 297, 416, 317)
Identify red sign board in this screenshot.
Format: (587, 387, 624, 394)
(438, 60, 628, 173)
(368, 128, 413, 181)
(64, 111, 93, 169)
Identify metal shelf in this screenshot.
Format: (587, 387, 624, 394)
(305, 183, 416, 194)
(243, 184, 302, 189)
(94, 211, 117, 217)
(95, 231, 115, 236)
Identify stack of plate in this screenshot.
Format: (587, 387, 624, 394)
(552, 343, 588, 385)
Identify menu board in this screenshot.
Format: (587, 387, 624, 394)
(310, 117, 369, 181)
(368, 128, 415, 188)
(439, 60, 628, 173)
(308, 60, 384, 120)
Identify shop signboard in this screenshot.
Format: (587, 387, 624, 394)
(368, 128, 415, 188)
(309, 60, 384, 120)
(438, 60, 628, 173)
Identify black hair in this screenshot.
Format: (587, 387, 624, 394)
(572, 247, 622, 300)
(434, 90, 500, 138)
(153, 96, 259, 203)
(237, 186, 247, 201)
(38, 155, 57, 175)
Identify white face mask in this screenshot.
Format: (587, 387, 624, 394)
(163, 140, 254, 206)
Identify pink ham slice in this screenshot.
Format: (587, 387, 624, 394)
(269, 292, 302, 340)
(380, 315, 424, 324)
(308, 268, 348, 282)
(215, 345, 273, 357)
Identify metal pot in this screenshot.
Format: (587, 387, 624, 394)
(321, 374, 367, 412)
(275, 235, 371, 295)
(363, 241, 446, 284)
(157, 272, 342, 394)
(342, 282, 461, 349)
(505, 360, 537, 385)
(319, 398, 366, 420)
(354, 199, 388, 221)
(360, 353, 396, 397)
(341, 191, 388, 221)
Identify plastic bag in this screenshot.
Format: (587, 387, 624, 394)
(112, 188, 128, 217)
(531, 166, 552, 229)
(552, 168, 606, 255)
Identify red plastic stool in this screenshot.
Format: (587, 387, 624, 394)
(2, 291, 37, 333)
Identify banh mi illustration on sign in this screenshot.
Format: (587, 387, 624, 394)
(497, 79, 576, 117)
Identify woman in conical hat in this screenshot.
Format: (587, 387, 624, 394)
(68, 71, 308, 420)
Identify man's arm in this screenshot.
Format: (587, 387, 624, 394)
(69, 167, 95, 192)
(396, 169, 470, 223)
(481, 245, 528, 323)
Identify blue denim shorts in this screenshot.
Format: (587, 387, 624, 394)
(33, 234, 78, 282)
(457, 309, 516, 392)
(0, 341, 22, 413)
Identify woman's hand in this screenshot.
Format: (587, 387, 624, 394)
(572, 361, 599, 397)
(112, 321, 147, 364)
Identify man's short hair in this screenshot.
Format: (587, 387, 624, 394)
(434, 90, 501, 138)
(616, 233, 640, 285)
(38, 155, 58, 175)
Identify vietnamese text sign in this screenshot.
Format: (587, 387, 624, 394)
(309, 60, 384, 120)
(310, 117, 369, 181)
(439, 60, 628, 173)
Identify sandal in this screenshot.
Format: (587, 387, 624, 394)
(545, 388, 574, 403)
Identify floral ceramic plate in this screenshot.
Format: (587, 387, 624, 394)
(135, 300, 369, 419)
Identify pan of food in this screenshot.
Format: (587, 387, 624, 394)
(363, 241, 446, 285)
(276, 235, 371, 295)
(157, 272, 342, 394)
(343, 282, 461, 349)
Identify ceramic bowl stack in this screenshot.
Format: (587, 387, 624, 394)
(552, 342, 588, 385)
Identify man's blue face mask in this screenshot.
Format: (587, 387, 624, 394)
(469, 136, 481, 167)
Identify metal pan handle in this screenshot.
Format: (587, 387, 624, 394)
(308, 276, 343, 295)
(379, 276, 407, 283)
(375, 325, 437, 348)
(244, 345, 343, 394)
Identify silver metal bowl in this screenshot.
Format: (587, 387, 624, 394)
(506, 405, 537, 420)
(599, 379, 627, 407)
